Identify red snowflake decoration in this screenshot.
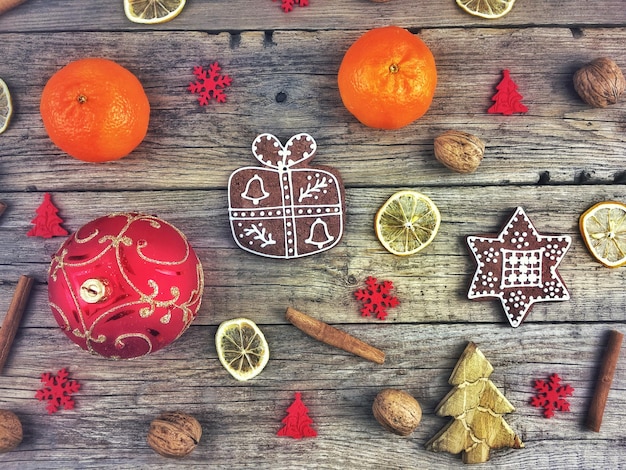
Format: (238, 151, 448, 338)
(27, 193, 68, 238)
(277, 392, 317, 439)
(354, 276, 400, 321)
(273, 0, 309, 12)
(35, 368, 81, 414)
(188, 62, 232, 107)
(530, 373, 574, 418)
(488, 70, 528, 115)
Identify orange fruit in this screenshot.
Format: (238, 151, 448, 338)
(40, 58, 150, 162)
(338, 26, 437, 129)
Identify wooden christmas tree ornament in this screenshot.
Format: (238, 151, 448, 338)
(426, 342, 524, 464)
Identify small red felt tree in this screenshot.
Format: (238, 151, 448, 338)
(27, 193, 68, 238)
(277, 392, 317, 439)
(488, 70, 528, 115)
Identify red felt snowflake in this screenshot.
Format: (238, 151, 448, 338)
(530, 373, 574, 418)
(488, 69, 528, 115)
(35, 368, 81, 414)
(27, 193, 68, 238)
(188, 62, 232, 107)
(354, 276, 400, 321)
(273, 0, 309, 12)
(277, 392, 317, 439)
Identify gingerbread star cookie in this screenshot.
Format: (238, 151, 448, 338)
(228, 133, 345, 259)
(467, 207, 571, 327)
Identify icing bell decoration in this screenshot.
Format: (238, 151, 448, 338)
(48, 213, 204, 359)
(228, 133, 345, 259)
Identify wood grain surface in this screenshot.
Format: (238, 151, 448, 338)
(0, 0, 625, 468)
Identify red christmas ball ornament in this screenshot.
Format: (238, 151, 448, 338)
(48, 213, 204, 359)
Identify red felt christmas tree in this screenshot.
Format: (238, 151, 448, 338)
(277, 392, 317, 439)
(488, 70, 528, 115)
(27, 193, 68, 238)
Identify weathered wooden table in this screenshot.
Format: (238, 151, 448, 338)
(1, 1, 625, 468)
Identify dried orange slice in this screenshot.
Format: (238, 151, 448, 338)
(456, 0, 516, 19)
(124, 0, 186, 24)
(580, 201, 626, 268)
(216, 318, 269, 381)
(375, 190, 441, 256)
(0, 78, 13, 134)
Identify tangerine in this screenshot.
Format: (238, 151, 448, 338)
(40, 58, 150, 162)
(338, 26, 437, 130)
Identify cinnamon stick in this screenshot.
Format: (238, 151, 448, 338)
(0, 275, 34, 374)
(285, 307, 385, 364)
(0, 0, 28, 15)
(586, 329, 624, 432)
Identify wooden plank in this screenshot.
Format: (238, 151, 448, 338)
(0, 0, 625, 32)
(0, 28, 625, 191)
(2, 185, 626, 328)
(0, 323, 623, 468)
(1, 0, 626, 467)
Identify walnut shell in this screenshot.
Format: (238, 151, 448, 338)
(0, 410, 22, 453)
(147, 411, 202, 458)
(434, 130, 485, 174)
(573, 57, 625, 108)
(372, 388, 422, 436)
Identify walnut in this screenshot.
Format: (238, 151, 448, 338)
(147, 411, 202, 458)
(372, 388, 422, 436)
(0, 410, 22, 453)
(434, 130, 485, 174)
(573, 58, 625, 108)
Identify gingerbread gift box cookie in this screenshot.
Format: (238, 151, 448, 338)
(228, 133, 345, 259)
(467, 207, 571, 327)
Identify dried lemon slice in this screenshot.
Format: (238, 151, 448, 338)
(375, 190, 441, 256)
(456, 0, 516, 19)
(580, 201, 626, 268)
(0, 78, 13, 134)
(124, 0, 186, 24)
(216, 318, 269, 381)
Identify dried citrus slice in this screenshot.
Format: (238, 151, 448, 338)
(456, 0, 516, 19)
(375, 190, 441, 256)
(580, 201, 626, 268)
(124, 0, 186, 24)
(0, 78, 13, 134)
(216, 318, 269, 381)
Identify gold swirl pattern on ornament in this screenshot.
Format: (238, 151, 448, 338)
(172, 261, 204, 331)
(58, 232, 119, 269)
(56, 253, 94, 342)
(72, 327, 106, 344)
(74, 227, 100, 244)
(114, 333, 153, 358)
(49, 213, 204, 359)
(99, 234, 133, 249)
(49, 301, 70, 330)
(135, 219, 191, 265)
(137, 280, 181, 320)
(48, 248, 67, 282)
(74, 297, 163, 357)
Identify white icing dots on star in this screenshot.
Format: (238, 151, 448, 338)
(466, 207, 571, 328)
